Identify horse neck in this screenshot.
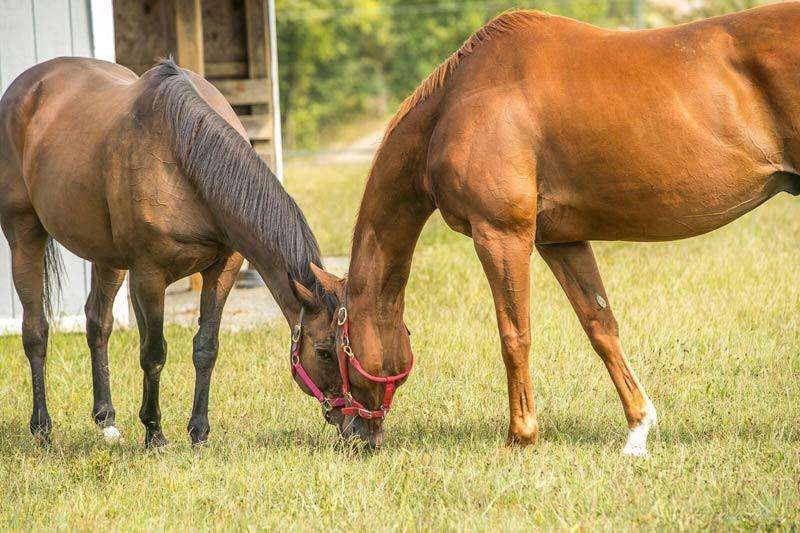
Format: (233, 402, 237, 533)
(221, 224, 303, 326)
(348, 113, 437, 309)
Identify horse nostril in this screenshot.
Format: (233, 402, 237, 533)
(369, 430, 384, 449)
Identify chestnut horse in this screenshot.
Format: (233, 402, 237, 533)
(296, 3, 800, 454)
(0, 58, 338, 446)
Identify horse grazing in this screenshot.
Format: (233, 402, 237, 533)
(0, 58, 338, 446)
(294, 3, 800, 454)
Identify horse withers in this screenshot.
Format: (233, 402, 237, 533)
(294, 3, 800, 454)
(0, 58, 341, 446)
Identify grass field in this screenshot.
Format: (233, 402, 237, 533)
(1, 163, 799, 530)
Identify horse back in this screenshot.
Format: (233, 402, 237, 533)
(428, 3, 800, 242)
(0, 58, 225, 270)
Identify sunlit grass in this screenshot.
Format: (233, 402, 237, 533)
(0, 163, 798, 529)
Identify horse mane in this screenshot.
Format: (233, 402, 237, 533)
(145, 59, 332, 310)
(381, 10, 542, 142)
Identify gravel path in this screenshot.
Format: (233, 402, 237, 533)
(164, 256, 348, 331)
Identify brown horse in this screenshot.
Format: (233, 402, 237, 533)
(0, 58, 340, 446)
(295, 3, 800, 454)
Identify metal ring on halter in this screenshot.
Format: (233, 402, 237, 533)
(291, 324, 302, 343)
(337, 306, 348, 325)
(321, 398, 333, 413)
(343, 344, 355, 359)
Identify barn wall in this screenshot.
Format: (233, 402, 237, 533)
(0, 0, 122, 333)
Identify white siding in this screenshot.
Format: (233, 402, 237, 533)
(0, 0, 128, 334)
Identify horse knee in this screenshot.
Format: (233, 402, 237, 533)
(140, 339, 167, 376)
(499, 330, 531, 362)
(21, 317, 48, 357)
(85, 312, 112, 349)
(192, 332, 218, 372)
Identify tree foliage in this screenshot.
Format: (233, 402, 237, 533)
(275, 0, 759, 150)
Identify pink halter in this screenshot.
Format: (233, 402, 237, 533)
(289, 309, 346, 413)
(290, 306, 415, 420)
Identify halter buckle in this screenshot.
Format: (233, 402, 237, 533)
(321, 398, 333, 413)
(337, 307, 348, 326)
(291, 324, 302, 343)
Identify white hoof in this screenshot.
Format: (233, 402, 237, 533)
(621, 400, 657, 458)
(102, 425, 122, 443)
(622, 441, 649, 457)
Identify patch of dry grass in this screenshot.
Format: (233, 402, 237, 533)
(0, 164, 798, 529)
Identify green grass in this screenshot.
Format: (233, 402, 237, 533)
(1, 163, 799, 529)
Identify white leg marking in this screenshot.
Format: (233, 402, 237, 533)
(102, 425, 122, 443)
(622, 399, 657, 457)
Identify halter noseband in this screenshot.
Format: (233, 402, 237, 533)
(290, 305, 414, 421)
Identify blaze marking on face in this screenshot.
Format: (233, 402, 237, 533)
(595, 293, 607, 309)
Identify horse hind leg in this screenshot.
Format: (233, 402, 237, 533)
(84, 264, 126, 442)
(537, 242, 657, 457)
(4, 213, 53, 442)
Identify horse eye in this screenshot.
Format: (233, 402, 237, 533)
(316, 348, 333, 361)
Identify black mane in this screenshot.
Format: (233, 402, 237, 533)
(146, 59, 332, 311)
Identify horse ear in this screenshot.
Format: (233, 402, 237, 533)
(291, 278, 319, 310)
(309, 263, 344, 300)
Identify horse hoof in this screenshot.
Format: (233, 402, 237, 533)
(145, 430, 168, 449)
(621, 443, 649, 457)
(32, 429, 52, 446)
(622, 401, 657, 458)
(506, 421, 539, 447)
(186, 417, 211, 446)
(102, 426, 122, 443)
(30, 414, 52, 445)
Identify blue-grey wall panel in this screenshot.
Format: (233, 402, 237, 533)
(34, 0, 74, 62)
(0, 241, 12, 318)
(0, 0, 37, 92)
(69, 0, 93, 57)
(58, 248, 88, 315)
(1, 0, 95, 321)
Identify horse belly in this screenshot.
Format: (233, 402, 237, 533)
(536, 167, 785, 243)
(24, 150, 121, 264)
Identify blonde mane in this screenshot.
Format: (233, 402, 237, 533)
(380, 10, 542, 142)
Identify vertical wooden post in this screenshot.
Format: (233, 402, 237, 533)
(174, 0, 204, 75)
(174, 0, 205, 291)
(244, 0, 274, 167)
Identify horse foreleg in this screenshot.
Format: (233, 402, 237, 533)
(473, 224, 538, 446)
(537, 242, 657, 457)
(84, 264, 126, 442)
(187, 251, 243, 445)
(129, 269, 169, 448)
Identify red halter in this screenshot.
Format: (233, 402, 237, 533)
(335, 306, 414, 420)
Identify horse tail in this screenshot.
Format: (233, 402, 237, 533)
(42, 237, 64, 320)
